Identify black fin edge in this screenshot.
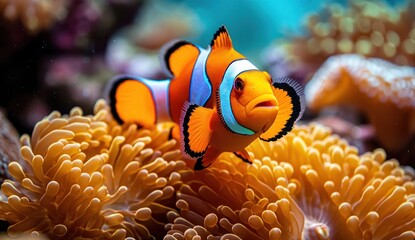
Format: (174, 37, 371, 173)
(163, 40, 193, 76)
(168, 126, 174, 140)
(260, 78, 305, 142)
(181, 102, 207, 158)
(108, 76, 134, 124)
(210, 25, 228, 47)
(234, 152, 252, 164)
(194, 157, 210, 170)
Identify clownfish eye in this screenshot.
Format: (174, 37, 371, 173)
(234, 78, 244, 92)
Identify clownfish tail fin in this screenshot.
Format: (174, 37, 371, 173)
(107, 76, 171, 128)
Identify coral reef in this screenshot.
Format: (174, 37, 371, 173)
(1, 1, 414, 238)
(1, 101, 414, 239)
(305, 54, 415, 155)
(42, 56, 113, 115)
(0, 0, 141, 134)
(0, 0, 68, 33)
(106, 1, 198, 78)
(274, 0, 415, 81)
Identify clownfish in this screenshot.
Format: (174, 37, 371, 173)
(108, 26, 305, 170)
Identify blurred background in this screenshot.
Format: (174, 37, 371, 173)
(0, 0, 414, 168)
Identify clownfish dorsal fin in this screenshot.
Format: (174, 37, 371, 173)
(210, 25, 233, 50)
(161, 40, 200, 77)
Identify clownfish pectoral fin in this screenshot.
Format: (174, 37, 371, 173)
(260, 78, 305, 142)
(108, 76, 158, 127)
(234, 149, 252, 164)
(160, 40, 200, 77)
(168, 125, 180, 141)
(210, 25, 232, 50)
(180, 101, 213, 159)
(194, 147, 221, 170)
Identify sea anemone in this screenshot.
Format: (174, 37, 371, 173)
(276, 0, 415, 81)
(0, 0, 68, 32)
(305, 54, 415, 154)
(1, 100, 414, 239)
(0, 100, 187, 239)
(165, 123, 415, 239)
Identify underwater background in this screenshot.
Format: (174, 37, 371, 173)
(0, 0, 414, 239)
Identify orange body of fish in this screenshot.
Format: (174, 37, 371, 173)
(107, 26, 305, 170)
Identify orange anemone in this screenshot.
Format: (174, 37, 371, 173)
(0, 100, 414, 239)
(166, 124, 415, 240)
(0, 100, 186, 239)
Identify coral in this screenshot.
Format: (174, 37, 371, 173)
(278, 0, 415, 81)
(165, 124, 415, 240)
(42, 56, 113, 114)
(0, 100, 186, 239)
(305, 54, 415, 154)
(0, 0, 68, 33)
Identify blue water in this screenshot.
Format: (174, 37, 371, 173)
(149, 0, 406, 63)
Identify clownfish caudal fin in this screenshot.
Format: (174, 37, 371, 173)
(160, 40, 200, 77)
(260, 78, 305, 142)
(234, 149, 252, 164)
(194, 147, 221, 170)
(180, 101, 213, 160)
(108, 76, 171, 128)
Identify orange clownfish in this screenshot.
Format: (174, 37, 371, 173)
(108, 26, 305, 170)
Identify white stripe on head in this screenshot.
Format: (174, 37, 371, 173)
(218, 59, 258, 135)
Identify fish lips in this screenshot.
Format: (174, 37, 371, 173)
(246, 94, 279, 116)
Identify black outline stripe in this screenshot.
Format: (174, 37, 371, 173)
(260, 79, 304, 142)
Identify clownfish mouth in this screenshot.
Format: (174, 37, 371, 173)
(246, 94, 278, 113)
(255, 100, 276, 108)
